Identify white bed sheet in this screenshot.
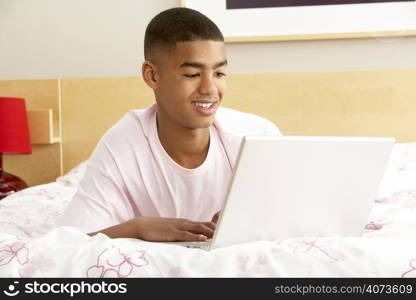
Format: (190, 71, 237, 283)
(1, 143, 416, 277)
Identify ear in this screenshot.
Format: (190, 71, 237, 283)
(142, 61, 159, 90)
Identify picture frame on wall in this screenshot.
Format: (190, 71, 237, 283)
(181, 0, 416, 42)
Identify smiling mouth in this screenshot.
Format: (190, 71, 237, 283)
(191, 101, 217, 108)
(191, 101, 219, 116)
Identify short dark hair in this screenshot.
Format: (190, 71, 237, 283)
(144, 7, 224, 62)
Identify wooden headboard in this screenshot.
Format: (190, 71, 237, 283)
(2, 69, 416, 186)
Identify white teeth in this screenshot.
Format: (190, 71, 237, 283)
(193, 102, 213, 108)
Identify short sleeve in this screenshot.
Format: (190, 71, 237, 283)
(58, 139, 135, 233)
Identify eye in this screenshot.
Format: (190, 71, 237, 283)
(184, 73, 200, 78)
(215, 72, 226, 78)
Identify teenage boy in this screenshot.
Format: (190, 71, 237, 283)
(59, 7, 280, 242)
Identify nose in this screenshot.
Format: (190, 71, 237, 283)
(198, 74, 217, 96)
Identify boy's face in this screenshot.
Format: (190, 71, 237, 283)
(152, 40, 227, 130)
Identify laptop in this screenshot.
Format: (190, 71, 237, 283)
(169, 135, 395, 250)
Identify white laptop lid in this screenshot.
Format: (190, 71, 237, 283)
(211, 136, 395, 249)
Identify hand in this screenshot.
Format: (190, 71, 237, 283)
(135, 216, 216, 242)
(211, 210, 220, 224)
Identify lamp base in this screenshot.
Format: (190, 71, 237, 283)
(0, 170, 28, 200)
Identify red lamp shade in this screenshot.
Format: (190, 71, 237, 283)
(0, 97, 32, 200)
(0, 97, 32, 154)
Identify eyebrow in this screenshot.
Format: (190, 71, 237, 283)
(179, 59, 228, 69)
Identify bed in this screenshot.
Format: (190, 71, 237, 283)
(1, 71, 416, 277)
(0, 142, 416, 277)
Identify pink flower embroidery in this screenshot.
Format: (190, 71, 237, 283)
(0, 241, 29, 267)
(289, 238, 345, 262)
(167, 267, 182, 277)
(237, 255, 269, 276)
(365, 221, 383, 230)
(86, 247, 148, 278)
(401, 258, 416, 278)
(19, 253, 55, 277)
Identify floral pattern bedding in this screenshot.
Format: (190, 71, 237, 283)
(1, 143, 416, 277)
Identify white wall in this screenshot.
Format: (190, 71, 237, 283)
(0, 0, 178, 79)
(227, 36, 416, 73)
(1, 0, 415, 80)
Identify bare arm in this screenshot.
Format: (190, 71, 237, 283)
(87, 216, 217, 242)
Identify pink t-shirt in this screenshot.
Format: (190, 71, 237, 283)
(58, 104, 280, 233)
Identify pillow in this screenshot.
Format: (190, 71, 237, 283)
(56, 161, 88, 187)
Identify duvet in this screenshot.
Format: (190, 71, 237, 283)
(1, 143, 416, 277)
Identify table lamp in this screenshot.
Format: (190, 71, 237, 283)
(0, 97, 32, 200)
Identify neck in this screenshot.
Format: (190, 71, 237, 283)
(156, 112, 210, 169)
